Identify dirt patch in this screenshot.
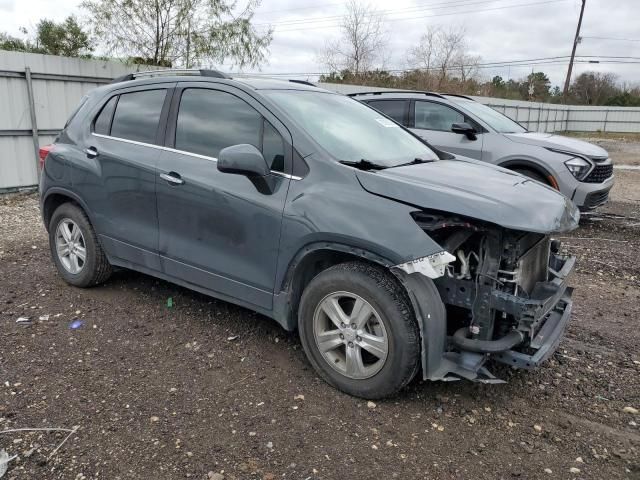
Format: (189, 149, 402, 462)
(1, 194, 639, 480)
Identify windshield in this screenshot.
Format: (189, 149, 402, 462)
(265, 90, 438, 166)
(453, 99, 527, 134)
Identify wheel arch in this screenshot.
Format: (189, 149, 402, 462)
(273, 242, 396, 331)
(42, 188, 94, 231)
(498, 159, 559, 189)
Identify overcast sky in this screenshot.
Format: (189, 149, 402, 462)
(0, 0, 638, 87)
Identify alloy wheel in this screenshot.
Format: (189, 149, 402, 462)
(313, 291, 389, 379)
(55, 218, 87, 274)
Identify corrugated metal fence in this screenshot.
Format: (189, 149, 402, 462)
(1, 53, 640, 191)
(0, 51, 156, 191)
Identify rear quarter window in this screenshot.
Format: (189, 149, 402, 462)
(93, 96, 118, 135)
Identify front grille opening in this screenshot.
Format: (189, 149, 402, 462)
(584, 163, 613, 183)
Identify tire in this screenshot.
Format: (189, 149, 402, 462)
(298, 261, 420, 399)
(512, 167, 549, 185)
(48, 202, 112, 287)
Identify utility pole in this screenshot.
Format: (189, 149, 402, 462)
(562, 0, 586, 103)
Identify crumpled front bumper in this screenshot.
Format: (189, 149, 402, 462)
(491, 252, 575, 369)
(402, 250, 576, 383)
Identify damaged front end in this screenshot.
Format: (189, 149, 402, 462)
(393, 211, 576, 383)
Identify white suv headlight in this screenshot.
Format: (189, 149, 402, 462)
(564, 157, 592, 181)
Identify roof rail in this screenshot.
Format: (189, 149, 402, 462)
(288, 79, 317, 87)
(110, 69, 230, 84)
(347, 90, 446, 99)
(443, 93, 475, 101)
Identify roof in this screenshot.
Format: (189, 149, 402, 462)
(108, 69, 328, 93)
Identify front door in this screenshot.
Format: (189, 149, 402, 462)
(410, 100, 484, 159)
(156, 85, 291, 310)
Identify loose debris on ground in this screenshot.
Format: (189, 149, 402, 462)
(1, 137, 639, 479)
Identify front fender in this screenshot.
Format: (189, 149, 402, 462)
(276, 171, 446, 290)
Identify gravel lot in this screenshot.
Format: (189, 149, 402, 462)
(1, 139, 639, 479)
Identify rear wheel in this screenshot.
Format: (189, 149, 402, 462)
(49, 203, 112, 287)
(298, 262, 420, 399)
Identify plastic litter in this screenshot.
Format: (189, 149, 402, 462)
(167, 297, 173, 308)
(69, 319, 84, 329)
(15, 317, 31, 327)
(0, 449, 17, 478)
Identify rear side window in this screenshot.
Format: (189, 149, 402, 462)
(415, 101, 464, 131)
(110, 90, 166, 144)
(93, 96, 118, 135)
(367, 100, 409, 125)
(176, 89, 281, 167)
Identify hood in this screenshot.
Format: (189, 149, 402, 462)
(505, 132, 608, 158)
(356, 159, 579, 234)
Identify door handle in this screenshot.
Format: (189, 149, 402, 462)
(160, 172, 184, 185)
(85, 146, 98, 158)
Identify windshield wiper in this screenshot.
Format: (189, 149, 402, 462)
(339, 159, 388, 171)
(389, 157, 436, 168)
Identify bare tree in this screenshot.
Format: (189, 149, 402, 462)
(408, 26, 440, 89)
(407, 25, 480, 89)
(82, 0, 272, 68)
(319, 0, 387, 75)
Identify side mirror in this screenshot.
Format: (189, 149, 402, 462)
(451, 122, 477, 140)
(217, 144, 270, 177)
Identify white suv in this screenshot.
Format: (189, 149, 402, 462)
(352, 91, 614, 210)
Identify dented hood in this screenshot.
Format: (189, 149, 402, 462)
(505, 132, 608, 158)
(356, 159, 580, 234)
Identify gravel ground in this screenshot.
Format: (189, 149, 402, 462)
(1, 159, 639, 479)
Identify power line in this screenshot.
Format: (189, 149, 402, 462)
(272, 0, 571, 33)
(232, 56, 640, 78)
(582, 36, 640, 43)
(254, 0, 525, 27)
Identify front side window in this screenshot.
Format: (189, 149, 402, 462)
(110, 89, 166, 144)
(367, 100, 409, 125)
(262, 120, 285, 172)
(175, 89, 285, 171)
(452, 99, 526, 133)
(175, 89, 262, 159)
(265, 91, 438, 167)
(414, 101, 465, 131)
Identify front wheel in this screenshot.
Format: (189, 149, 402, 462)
(298, 262, 420, 399)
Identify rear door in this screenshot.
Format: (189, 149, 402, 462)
(76, 85, 173, 270)
(155, 84, 292, 311)
(411, 100, 483, 159)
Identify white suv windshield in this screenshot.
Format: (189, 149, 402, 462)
(265, 91, 438, 167)
(454, 99, 527, 134)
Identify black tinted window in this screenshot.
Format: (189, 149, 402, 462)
(111, 90, 166, 144)
(367, 100, 408, 125)
(93, 96, 117, 135)
(415, 101, 464, 131)
(262, 120, 285, 172)
(175, 89, 261, 158)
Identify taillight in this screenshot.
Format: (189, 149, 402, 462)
(39, 144, 53, 170)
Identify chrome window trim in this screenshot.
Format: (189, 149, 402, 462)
(91, 132, 301, 180)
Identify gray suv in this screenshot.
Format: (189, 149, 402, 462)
(352, 91, 614, 210)
(40, 70, 578, 398)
